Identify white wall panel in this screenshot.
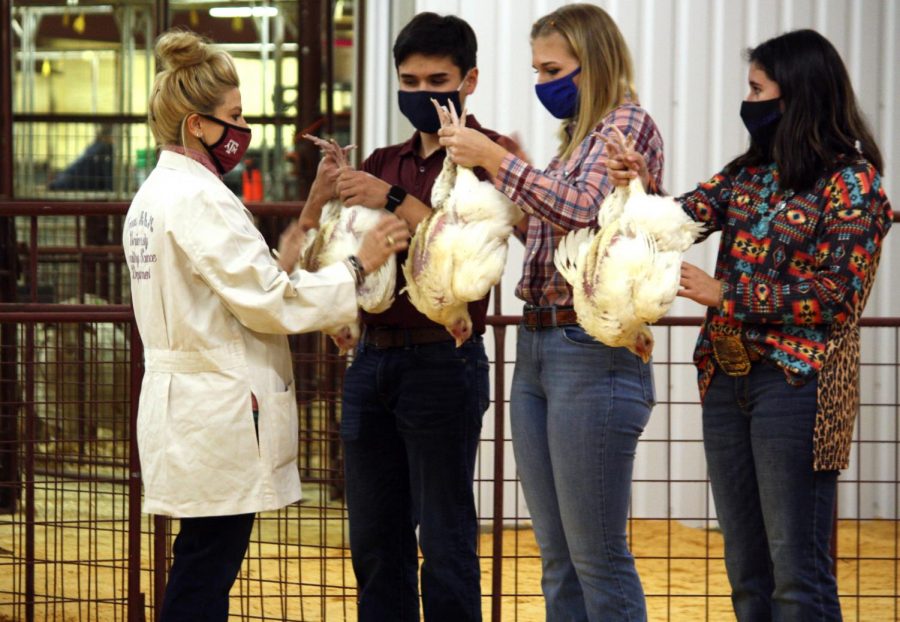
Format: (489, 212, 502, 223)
(363, 0, 900, 521)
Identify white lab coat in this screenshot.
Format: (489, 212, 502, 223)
(124, 150, 357, 517)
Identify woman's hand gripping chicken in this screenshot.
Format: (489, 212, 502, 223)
(300, 135, 409, 353)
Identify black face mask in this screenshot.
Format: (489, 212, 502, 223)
(740, 98, 782, 154)
(398, 89, 462, 134)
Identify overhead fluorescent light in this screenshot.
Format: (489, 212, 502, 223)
(209, 7, 278, 18)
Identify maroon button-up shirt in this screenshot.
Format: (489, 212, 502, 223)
(359, 116, 518, 334)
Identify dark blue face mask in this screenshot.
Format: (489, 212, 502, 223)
(398, 89, 462, 134)
(740, 98, 782, 154)
(535, 66, 581, 119)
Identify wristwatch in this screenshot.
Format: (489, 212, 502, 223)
(384, 185, 407, 213)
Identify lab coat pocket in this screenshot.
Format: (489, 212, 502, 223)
(256, 383, 299, 471)
(165, 375, 258, 505)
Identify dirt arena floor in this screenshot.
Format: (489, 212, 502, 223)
(1, 476, 897, 621)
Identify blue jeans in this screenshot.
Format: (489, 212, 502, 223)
(703, 361, 841, 621)
(511, 324, 654, 621)
(341, 337, 489, 622)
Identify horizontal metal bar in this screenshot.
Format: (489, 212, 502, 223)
(13, 113, 147, 124)
(0, 201, 130, 215)
(14, 113, 316, 125)
(0, 303, 133, 322)
(0, 304, 897, 329)
(0, 200, 306, 217)
(18, 244, 125, 256)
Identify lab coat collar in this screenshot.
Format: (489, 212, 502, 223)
(158, 148, 224, 184)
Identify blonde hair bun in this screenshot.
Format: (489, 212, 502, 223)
(155, 30, 211, 72)
(148, 28, 240, 146)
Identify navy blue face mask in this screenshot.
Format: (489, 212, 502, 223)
(535, 67, 581, 119)
(398, 72, 469, 135)
(740, 98, 782, 154)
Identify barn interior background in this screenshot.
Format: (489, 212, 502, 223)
(0, 0, 897, 621)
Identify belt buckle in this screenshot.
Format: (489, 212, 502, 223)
(712, 335, 751, 376)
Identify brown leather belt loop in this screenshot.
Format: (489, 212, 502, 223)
(522, 305, 579, 331)
(363, 326, 453, 349)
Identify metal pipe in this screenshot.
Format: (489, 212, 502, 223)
(12, 48, 120, 62)
(1, 0, 13, 199)
(352, 0, 365, 160)
(24, 322, 35, 622)
(257, 3, 271, 200)
(21, 8, 36, 192)
(324, 0, 335, 137)
(0, 199, 309, 217)
(28, 217, 37, 303)
(117, 4, 137, 201)
(490, 323, 506, 622)
(127, 321, 143, 622)
(272, 5, 285, 201)
(153, 514, 167, 622)
(0, 201, 131, 216)
(0, 303, 133, 320)
(13, 112, 145, 122)
(15, 244, 125, 256)
(0, 0, 19, 513)
(0, 302, 900, 328)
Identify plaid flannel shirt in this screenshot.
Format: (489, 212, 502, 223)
(494, 103, 665, 306)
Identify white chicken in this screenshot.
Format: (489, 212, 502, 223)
(402, 100, 522, 346)
(554, 126, 704, 362)
(299, 135, 397, 353)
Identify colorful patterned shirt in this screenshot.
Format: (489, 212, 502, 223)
(679, 160, 893, 469)
(493, 103, 665, 306)
(681, 160, 892, 386)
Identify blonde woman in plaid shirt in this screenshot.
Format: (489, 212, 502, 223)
(440, 4, 663, 620)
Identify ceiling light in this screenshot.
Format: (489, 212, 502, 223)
(209, 7, 278, 18)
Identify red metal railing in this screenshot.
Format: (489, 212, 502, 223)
(1, 201, 898, 621)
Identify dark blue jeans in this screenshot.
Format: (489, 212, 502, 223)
(341, 336, 489, 622)
(159, 513, 256, 621)
(703, 362, 841, 621)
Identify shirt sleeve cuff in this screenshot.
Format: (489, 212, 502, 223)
(494, 152, 534, 214)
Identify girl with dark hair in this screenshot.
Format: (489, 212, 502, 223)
(609, 29, 892, 621)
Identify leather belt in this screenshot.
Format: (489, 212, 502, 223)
(522, 305, 579, 331)
(363, 326, 453, 349)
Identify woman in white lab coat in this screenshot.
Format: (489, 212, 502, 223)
(124, 29, 409, 622)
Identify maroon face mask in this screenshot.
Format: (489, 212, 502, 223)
(198, 113, 251, 175)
